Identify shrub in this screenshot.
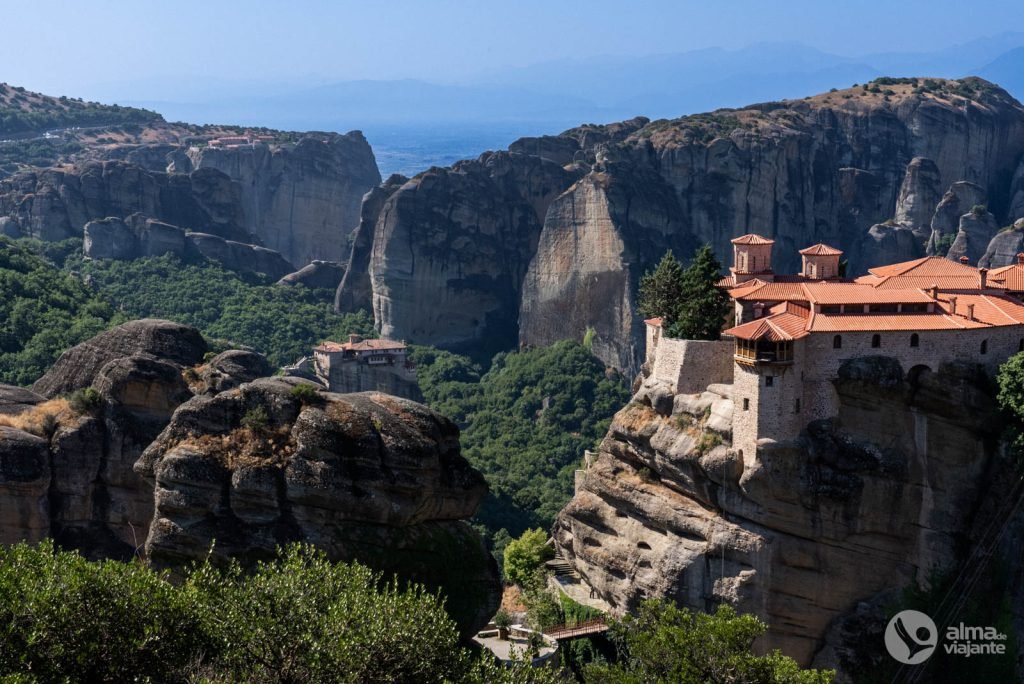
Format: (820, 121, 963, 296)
(68, 387, 102, 415)
(971, 203, 988, 217)
(240, 406, 269, 433)
(503, 528, 554, 588)
(289, 382, 321, 404)
(0, 398, 68, 437)
(494, 608, 513, 630)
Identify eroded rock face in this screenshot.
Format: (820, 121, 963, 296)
(852, 223, 923, 271)
(188, 134, 381, 266)
(186, 232, 294, 280)
(277, 260, 346, 291)
(947, 209, 1000, 264)
(0, 161, 249, 243)
(345, 79, 1024, 372)
(982, 220, 1024, 267)
(135, 377, 498, 635)
(554, 358, 1005, 666)
(369, 152, 577, 354)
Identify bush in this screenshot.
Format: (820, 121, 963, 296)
(68, 387, 102, 414)
(0, 541, 558, 683)
(972, 203, 988, 217)
(503, 528, 554, 588)
(585, 600, 834, 683)
(289, 382, 322, 404)
(240, 406, 269, 433)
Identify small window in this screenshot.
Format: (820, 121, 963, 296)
(833, 335, 842, 349)
(751, 256, 757, 271)
(910, 333, 919, 348)
(765, 376, 774, 387)
(871, 334, 881, 348)
(743, 398, 750, 411)
(1019, 339, 1024, 352)
(981, 339, 988, 355)
(795, 398, 801, 413)
(821, 305, 841, 314)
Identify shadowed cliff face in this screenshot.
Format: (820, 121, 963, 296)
(553, 357, 1009, 668)
(0, 320, 499, 636)
(188, 133, 381, 266)
(342, 79, 1024, 373)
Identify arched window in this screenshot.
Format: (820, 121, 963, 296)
(872, 334, 881, 348)
(751, 256, 757, 271)
(981, 339, 988, 355)
(833, 335, 842, 349)
(910, 333, 919, 348)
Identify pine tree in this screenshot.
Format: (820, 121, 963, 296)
(637, 251, 686, 322)
(665, 244, 730, 341)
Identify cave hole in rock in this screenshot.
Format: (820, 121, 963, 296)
(637, 541, 651, 550)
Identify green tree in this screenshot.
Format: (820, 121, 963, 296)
(637, 250, 686, 322)
(503, 528, 554, 588)
(665, 244, 730, 341)
(586, 600, 834, 684)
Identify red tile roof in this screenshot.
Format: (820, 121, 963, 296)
(867, 256, 977, 279)
(987, 264, 1024, 292)
(859, 275, 982, 291)
(730, 281, 809, 302)
(731, 234, 774, 245)
(644, 317, 664, 327)
(724, 312, 810, 341)
(801, 282, 934, 305)
(799, 243, 843, 256)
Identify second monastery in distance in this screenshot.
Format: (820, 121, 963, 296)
(645, 234, 1024, 461)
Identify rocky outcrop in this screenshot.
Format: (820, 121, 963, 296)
(32, 319, 207, 398)
(277, 260, 346, 290)
(186, 232, 294, 279)
(927, 181, 988, 255)
(0, 161, 249, 243)
(894, 157, 943, 238)
(554, 357, 1009, 669)
(852, 222, 923, 271)
(366, 152, 578, 355)
(342, 79, 1024, 372)
(188, 134, 381, 266)
(1, 320, 497, 635)
(981, 218, 1024, 267)
(946, 208, 1000, 264)
(335, 174, 407, 314)
(135, 377, 497, 635)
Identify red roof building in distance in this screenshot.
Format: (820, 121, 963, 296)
(311, 334, 420, 399)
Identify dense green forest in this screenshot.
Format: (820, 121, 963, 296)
(0, 237, 123, 385)
(66, 252, 375, 366)
(412, 342, 629, 547)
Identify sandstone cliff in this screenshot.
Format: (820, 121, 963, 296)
(553, 355, 1014, 671)
(0, 320, 498, 635)
(188, 133, 381, 266)
(342, 78, 1024, 373)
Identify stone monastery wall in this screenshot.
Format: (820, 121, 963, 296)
(649, 336, 734, 394)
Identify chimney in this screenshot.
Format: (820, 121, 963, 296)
(979, 267, 988, 290)
(949, 296, 958, 316)
(960, 256, 970, 264)
(1017, 252, 1024, 265)
(929, 284, 939, 300)
(348, 334, 363, 345)
(753, 302, 765, 319)
(967, 303, 975, 321)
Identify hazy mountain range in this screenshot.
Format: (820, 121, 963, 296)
(82, 33, 1024, 175)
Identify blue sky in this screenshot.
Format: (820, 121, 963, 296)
(4, 0, 1024, 98)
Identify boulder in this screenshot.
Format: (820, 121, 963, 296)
(0, 427, 51, 544)
(187, 232, 294, 280)
(947, 209, 1000, 265)
(197, 350, 273, 394)
(277, 260, 346, 291)
(32, 319, 207, 398)
(894, 157, 943, 237)
(927, 181, 987, 255)
(83, 217, 138, 260)
(0, 385, 44, 416)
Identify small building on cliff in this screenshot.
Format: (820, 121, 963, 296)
(647, 234, 1024, 462)
(313, 334, 422, 401)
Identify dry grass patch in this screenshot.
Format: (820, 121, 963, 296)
(0, 398, 71, 437)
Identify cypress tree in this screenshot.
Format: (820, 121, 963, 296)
(637, 251, 686, 322)
(665, 244, 730, 340)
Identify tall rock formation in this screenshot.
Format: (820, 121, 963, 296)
(362, 152, 577, 355)
(553, 355, 1016, 672)
(342, 78, 1024, 373)
(188, 133, 381, 266)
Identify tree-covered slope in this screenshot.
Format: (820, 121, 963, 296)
(0, 82, 160, 137)
(0, 237, 122, 385)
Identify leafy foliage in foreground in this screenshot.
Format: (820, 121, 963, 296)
(585, 600, 834, 684)
(68, 253, 375, 367)
(413, 340, 629, 541)
(0, 541, 560, 684)
(0, 237, 123, 385)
